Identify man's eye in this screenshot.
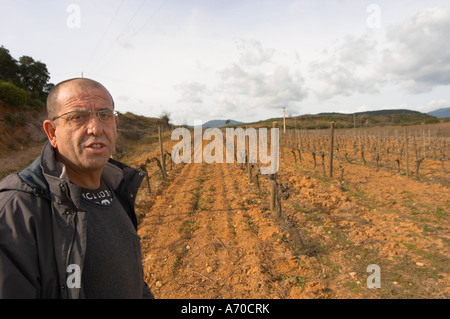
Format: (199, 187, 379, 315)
(99, 112, 111, 119)
(70, 113, 88, 121)
(99, 111, 114, 120)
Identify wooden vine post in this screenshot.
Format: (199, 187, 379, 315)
(246, 126, 252, 181)
(329, 122, 335, 177)
(404, 126, 410, 177)
(138, 163, 151, 195)
(158, 126, 167, 178)
(270, 121, 278, 214)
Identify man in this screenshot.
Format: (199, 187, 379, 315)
(0, 78, 153, 298)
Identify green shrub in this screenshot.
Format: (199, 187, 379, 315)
(0, 80, 28, 106)
(31, 98, 46, 110)
(4, 112, 16, 126)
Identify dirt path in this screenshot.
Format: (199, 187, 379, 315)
(131, 138, 448, 299)
(135, 140, 331, 298)
(0, 142, 44, 179)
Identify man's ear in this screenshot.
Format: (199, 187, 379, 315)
(43, 120, 58, 148)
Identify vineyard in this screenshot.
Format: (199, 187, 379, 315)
(122, 121, 449, 299)
(282, 122, 449, 185)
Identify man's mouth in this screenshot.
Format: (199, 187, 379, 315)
(86, 142, 107, 150)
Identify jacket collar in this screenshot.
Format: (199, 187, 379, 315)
(14, 141, 145, 207)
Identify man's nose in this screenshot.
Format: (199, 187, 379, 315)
(86, 113, 103, 135)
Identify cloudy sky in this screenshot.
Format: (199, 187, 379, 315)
(1, 0, 450, 125)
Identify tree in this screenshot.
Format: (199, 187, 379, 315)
(0, 46, 20, 85)
(0, 80, 28, 106)
(18, 56, 50, 93)
(159, 111, 171, 129)
(43, 82, 55, 95)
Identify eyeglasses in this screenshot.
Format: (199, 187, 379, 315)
(52, 109, 118, 125)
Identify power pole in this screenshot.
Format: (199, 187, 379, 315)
(282, 107, 286, 134)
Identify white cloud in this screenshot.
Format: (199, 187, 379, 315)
(117, 95, 130, 102)
(357, 105, 372, 113)
(214, 95, 239, 114)
(116, 27, 135, 49)
(219, 63, 307, 109)
(309, 32, 382, 100)
(421, 100, 450, 113)
(381, 7, 450, 93)
(10, 1, 447, 124)
(235, 38, 276, 66)
(216, 38, 307, 111)
(309, 7, 450, 101)
(171, 38, 307, 122)
(174, 81, 208, 104)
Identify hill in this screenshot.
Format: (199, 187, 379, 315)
(202, 119, 244, 128)
(0, 101, 47, 154)
(244, 109, 440, 130)
(428, 107, 450, 118)
(113, 111, 173, 159)
(0, 104, 443, 164)
(0, 103, 169, 161)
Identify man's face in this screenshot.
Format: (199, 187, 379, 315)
(47, 85, 118, 175)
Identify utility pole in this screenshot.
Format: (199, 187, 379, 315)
(282, 107, 286, 134)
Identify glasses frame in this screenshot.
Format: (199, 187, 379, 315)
(51, 109, 118, 124)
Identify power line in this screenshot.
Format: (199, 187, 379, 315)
(135, 0, 169, 37)
(84, 0, 126, 72)
(88, 0, 169, 75)
(88, 0, 148, 74)
(121, 0, 148, 32)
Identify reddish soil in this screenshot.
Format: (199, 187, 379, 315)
(1, 129, 448, 299)
(0, 142, 44, 179)
(127, 134, 449, 299)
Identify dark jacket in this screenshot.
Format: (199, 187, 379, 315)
(0, 141, 152, 299)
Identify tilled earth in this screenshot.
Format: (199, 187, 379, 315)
(129, 138, 449, 299)
(1, 135, 448, 299)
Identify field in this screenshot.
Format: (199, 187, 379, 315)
(0, 121, 448, 299)
(122, 122, 449, 299)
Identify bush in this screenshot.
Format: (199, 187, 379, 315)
(0, 80, 28, 106)
(31, 98, 46, 110)
(4, 112, 16, 126)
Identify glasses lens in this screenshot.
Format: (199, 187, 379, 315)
(67, 111, 90, 124)
(58, 109, 116, 125)
(98, 110, 115, 122)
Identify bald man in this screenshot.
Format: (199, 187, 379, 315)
(0, 78, 153, 299)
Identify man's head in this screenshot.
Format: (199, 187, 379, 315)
(46, 78, 115, 120)
(43, 78, 118, 186)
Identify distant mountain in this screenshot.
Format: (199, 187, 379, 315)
(246, 109, 440, 130)
(427, 107, 450, 118)
(202, 119, 244, 128)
